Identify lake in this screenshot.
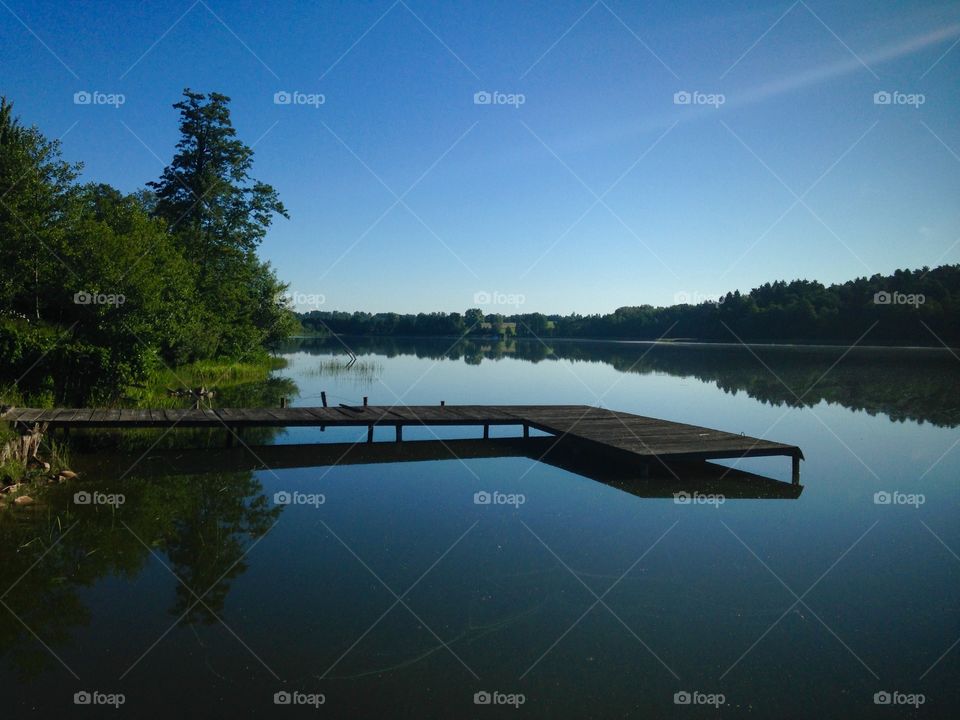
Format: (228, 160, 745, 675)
(3, 337, 958, 717)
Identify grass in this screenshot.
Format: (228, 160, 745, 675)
(126, 356, 289, 407)
(1, 433, 72, 503)
(302, 358, 383, 386)
(2, 355, 289, 493)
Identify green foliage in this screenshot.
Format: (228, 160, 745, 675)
(0, 92, 297, 405)
(298, 266, 960, 347)
(148, 89, 294, 357)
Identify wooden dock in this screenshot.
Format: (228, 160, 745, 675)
(1, 404, 803, 483)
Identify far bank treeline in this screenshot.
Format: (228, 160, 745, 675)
(299, 265, 960, 346)
(0, 92, 295, 405)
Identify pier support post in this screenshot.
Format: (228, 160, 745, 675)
(321, 391, 328, 408)
(523, 424, 529, 438)
(395, 425, 402, 442)
(792, 452, 801, 485)
(483, 424, 489, 440)
(367, 425, 374, 443)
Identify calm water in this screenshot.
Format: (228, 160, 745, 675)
(3, 338, 959, 718)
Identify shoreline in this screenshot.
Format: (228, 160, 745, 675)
(290, 334, 959, 352)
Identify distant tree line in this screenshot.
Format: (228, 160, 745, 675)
(299, 265, 960, 347)
(0, 91, 295, 404)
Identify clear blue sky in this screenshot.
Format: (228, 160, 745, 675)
(2, 0, 958, 313)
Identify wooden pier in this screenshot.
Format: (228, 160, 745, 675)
(2, 404, 803, 483)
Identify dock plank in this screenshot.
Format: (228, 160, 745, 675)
(5, 404, 801, 471)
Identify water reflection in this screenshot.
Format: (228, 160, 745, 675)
(0, 471, 278, 677)
(83, 439, 802, 499)
(280, 337, 960, 427)
(1, 438, 797, 678)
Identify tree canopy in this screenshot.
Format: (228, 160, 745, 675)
(298, 266, 960, 347)
(0, 92, 295, 405)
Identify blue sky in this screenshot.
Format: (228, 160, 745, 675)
(2, 0, 958, 313)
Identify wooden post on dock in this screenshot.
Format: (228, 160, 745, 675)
(279, 397, 288, 408)
(523, 423, 529, 438)
(483, 424, 489, 439)
(440, 400, 445, 406)
(363, 396, 368, 407)
(321, 391, 328, 407)
(396, 425, 403, 442)
(792, 452, 801, 485)
(367, 425, 374, 443)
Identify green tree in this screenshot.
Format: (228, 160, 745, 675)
(149, 89, 293, 356)
(0, 96, 80, 321)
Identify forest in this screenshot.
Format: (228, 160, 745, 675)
(0, 91, 295, 405)
(299, 265, 960, 347)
